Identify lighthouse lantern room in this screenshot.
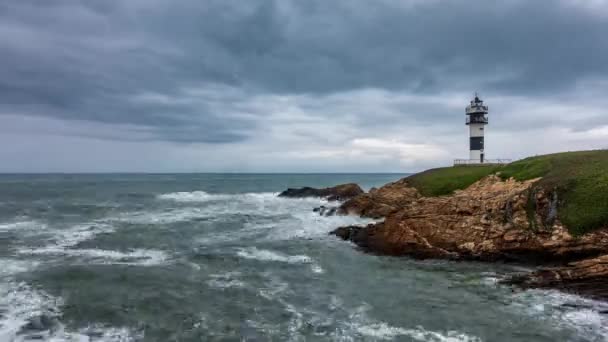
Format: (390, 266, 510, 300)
(465, 94, 488, 163)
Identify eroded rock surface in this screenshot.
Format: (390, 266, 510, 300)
(278, 183, 364, 201)
(505, 254, 608, 301)
(334, 175, 608, 261)
(339, 178, 420, 218)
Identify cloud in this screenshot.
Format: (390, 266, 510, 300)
(0, 0, 607, 171)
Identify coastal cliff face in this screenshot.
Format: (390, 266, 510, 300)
(328, 174, 608, 300)
(339, 178, 420, 218)
(335, 175, 608, 262)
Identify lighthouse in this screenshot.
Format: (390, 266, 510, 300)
(465, 94, 488, 163)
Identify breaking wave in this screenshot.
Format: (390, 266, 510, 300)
(0, 282, 140, 341)
(236, 247, 323, 274)
(17, 222, 168, 267)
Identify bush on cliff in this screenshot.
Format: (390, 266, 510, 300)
(405, 150, 608, 235)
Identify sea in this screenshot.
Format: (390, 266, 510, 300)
(0, 173, 606, 342)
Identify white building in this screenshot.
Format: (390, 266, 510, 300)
(465, 94, 488, 163)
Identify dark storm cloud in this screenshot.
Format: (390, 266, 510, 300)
(0, 0, 607, 143)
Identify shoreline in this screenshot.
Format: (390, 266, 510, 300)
(279, 150, 608, 302)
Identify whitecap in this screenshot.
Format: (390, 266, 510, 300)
(236, 247, 312, 264)
(17, 222, 168, 267)
(157, 191, 231, 202)
(510, 289, 608, 340)
(0, 220, 46, 233)
(20, 247, 167, 267)
(207, 272, 246, 289)
(114, 208, 213, 225)
(0, 281, 141, 342)
(0, 259, 39, 278)
(356, 323, 481, 341)
(17, 222, 115, 255)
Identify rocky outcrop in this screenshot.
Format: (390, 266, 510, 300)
(332, 175, 608, 262)
(300, 173, 608, 300)
(278, 183, 364, 201)
(505, 254, 608, 301)
(313, 205, 339, 216)
(339, 178, 420, 218)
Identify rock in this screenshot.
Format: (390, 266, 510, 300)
(19, 314, 58, 335)
(339, 178, 420, 218)
(313, 205, 339, 216)
(278, 183, 364, 201)
(330, 225, 364, 241)
(504, 254, 608, 301)
(334, 175, 608, 263)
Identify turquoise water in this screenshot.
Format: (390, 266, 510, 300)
(0, 174, 606, 341)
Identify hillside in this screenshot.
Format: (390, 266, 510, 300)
(405, 150, 608, 235)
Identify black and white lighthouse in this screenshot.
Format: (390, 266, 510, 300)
(465, 94, 488, 163)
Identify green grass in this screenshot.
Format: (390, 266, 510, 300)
(406, 165, 500, 197)
(499, 150, 608, 235)
(406, 150, 608, 235)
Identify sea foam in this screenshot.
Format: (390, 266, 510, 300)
(18, 222, 168, 267)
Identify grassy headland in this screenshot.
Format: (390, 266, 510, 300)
(406, 150, 608, 235)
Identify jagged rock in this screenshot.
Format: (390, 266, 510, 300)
(339, 178, 420, 218)
(504, 254, 608, 301)
(313, 205, 338, 216)
(19, 314, 58, 335)
(333, 175, 608, 263)
(278, 183, 364, 201)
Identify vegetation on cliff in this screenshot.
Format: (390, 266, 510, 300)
(500, 150, 608, 235)
(405, 165, 499, 196)
(404, 150, 608, 235)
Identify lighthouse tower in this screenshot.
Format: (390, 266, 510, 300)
(465, 94, 488, 163)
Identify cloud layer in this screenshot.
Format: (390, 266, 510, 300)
(0, 0, 607, 172)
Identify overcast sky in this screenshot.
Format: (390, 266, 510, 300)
(1, 0, 607, 172)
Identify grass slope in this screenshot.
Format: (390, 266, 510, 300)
(406, 150, 608, 235)
(406, 165, 500, 197)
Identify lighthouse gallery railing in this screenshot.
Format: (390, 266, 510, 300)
(453, 159, 512, 166)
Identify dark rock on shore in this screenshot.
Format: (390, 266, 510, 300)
(278, 183, 364, 201)
(339, 178, 419, 218)
(326, 173, 608, 300)
(332, 175, 608, 263)
(504, 254, 608, 301)
(313, 205, 338, 216)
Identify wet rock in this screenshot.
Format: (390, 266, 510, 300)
(504, 254, 608, 301)
(19, 314, 59, 336)
(278, 183, 364, 201)
(339, 178, 420, 218)
(334, 175, 608, 263)
(313, 206, 338, 216)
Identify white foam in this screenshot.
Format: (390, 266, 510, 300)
(236, 247, 324, 274)
(511, 289, 608, 340)
(0, 259, 39, 278)
(356, 323, 481, 342)
(237, 247, 312, 264)
(115, 208, 213, 225)
(157, 191, 232, 202)
(207, 272, 246, 289)
(20, 247, 167, 266)
(0, 282, 61, 342)
(17, 223, 167, 266)
(50, 223, 115, 249)
(0, 220, 46, 233)
(267, 210, 375, 241)
(0, 281, 140, 342)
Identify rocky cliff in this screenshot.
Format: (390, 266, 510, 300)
(326, 174, 608, 300)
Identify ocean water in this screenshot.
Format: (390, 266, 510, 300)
(0, 173, 606, 342)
